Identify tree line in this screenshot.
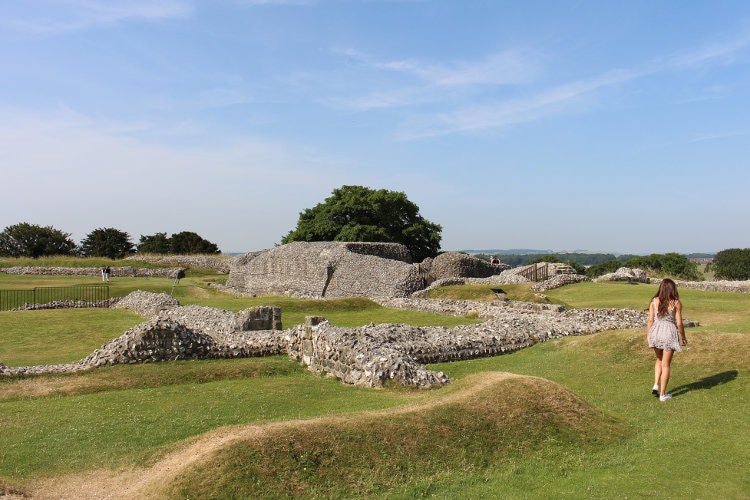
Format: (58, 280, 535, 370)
(480, 251, 749, 281)
(4, 184, 747, 282)
(0, 223, 220, 259)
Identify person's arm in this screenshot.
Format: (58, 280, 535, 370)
(675, 300, 687, 345)
(647, 299, 655, 332)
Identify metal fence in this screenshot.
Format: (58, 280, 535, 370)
(0, 285, 110, 311)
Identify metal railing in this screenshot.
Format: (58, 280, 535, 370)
(0, 285, 110, 311)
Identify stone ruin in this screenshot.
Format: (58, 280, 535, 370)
(0, 289, 677, 389)
(225, 241, 508, 298)
(0, 251, 715, 388)
(594, 267, 650, 283)
(1, 291, 285, 377)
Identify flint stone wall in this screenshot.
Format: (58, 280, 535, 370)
(126, 255, 233, 273)
(287, 297, 656, 388)
(1, 266, 184, 279)
(226, 242, 424, 298)
(660, 278, 750, 294)
(1, 291, 286, 376)
(113, 290, 180, 317)
(531, 274, 591, 291)
(594, 267, 649, 283)
(420, 252, 510, 283)
(1, 290, 700, 388)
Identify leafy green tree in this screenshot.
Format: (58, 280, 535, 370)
(282, 185, 442, 262)
(169, 231, 220, 254)
(713, 248, 750, 280)
(585, 260, 623, 278)
(624, 252, 701, 281)
(137, 232, 171, 254)
(0, 222, 77, 258)
(80, 227, 134, 259)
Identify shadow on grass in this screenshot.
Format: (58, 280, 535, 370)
(671, 370, 738, 397)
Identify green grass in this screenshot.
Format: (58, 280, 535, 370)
(0, 271, 748, 498)
(0, 308, 144, 365)
(0, 358, 427, 479)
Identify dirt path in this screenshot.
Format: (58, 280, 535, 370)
(24, 372, 517, 499)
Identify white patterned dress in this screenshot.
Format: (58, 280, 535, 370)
(648, 299, 682, 352)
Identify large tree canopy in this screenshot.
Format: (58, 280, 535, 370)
(137, 232, 171, 254)
(0, 222, 77, 258)
(169, 231, 220, 254)
(712, 248, 750, 280)
(282, 185, 442, 262)
(80, 227, 135, 259)
(136, 231, 220, 254)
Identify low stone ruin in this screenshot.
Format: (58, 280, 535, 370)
(126, 254, 232, 273)
(1, 266, 184, 279)
(286, 297, 653, 388)
(0, 290, 668, 388)
(531, 274, 591, 291)
(594, 267, 650, 283)
(1, 291, 285, 377)
(113, 290, 179, 317)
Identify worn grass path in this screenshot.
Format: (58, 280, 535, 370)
(25, 372, 520, 499)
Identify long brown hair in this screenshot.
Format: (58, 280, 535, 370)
(653, 278, 680, 317)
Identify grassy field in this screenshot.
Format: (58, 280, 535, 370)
(0, 267, 748, 498)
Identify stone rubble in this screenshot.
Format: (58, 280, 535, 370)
(12, 299, 118, 311)
(126, 254, 233, 273)
(594, 267, 650, 283)
(1, 291, 285, 377)
(0, 274, 707, 387)
(1, 266, 184, 279)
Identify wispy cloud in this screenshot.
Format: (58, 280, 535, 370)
(664, 31, 750, 70)
(399, 68, 641, 139)
(332, 48, 543, 110)
(367, 50, 542, 86)
(393, 28, 750, 139)
(690, 129, 750, 143)
(1, 0, 192, 36)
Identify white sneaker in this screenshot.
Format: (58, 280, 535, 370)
(652, 385, 659, 397)
(659, 394, 672, 402)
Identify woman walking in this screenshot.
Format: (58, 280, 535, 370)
(647, 278, 688, 401)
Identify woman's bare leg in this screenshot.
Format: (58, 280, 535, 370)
(660, 349, 674, 397)
(653, 348, 663, 389)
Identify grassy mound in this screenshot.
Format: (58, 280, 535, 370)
(163, 373, 624, 498)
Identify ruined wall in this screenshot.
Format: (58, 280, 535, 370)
(226, 241, 424, 298)
(1, 266, 184, 279)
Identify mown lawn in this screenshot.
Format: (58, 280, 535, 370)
(0, 271, 748, 498)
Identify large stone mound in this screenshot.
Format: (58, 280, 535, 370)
(226, 241, 424, 298)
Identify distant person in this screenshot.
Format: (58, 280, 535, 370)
(104, 265, 111, 282)
(646, 278, 688, 401)
(490, 255, 500, 265)
(101, 266, 107, 282)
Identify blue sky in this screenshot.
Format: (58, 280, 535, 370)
(1, 0, 748, 255)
